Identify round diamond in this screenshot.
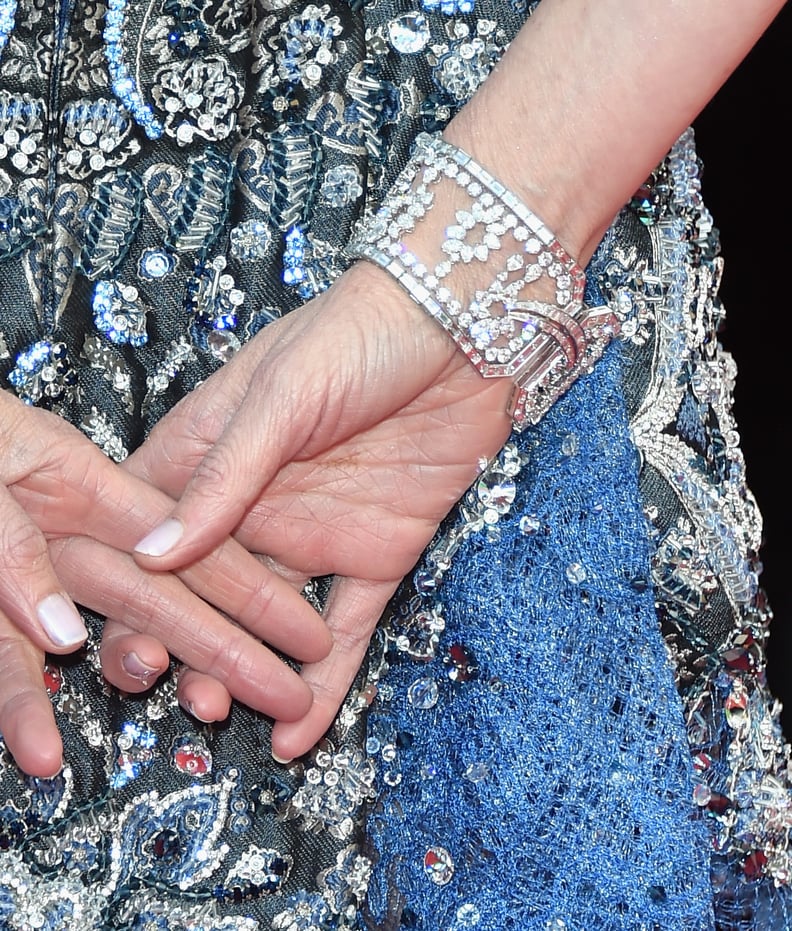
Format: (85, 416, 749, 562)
(476, 469, 516, 513)
(388, 13, 430, 54)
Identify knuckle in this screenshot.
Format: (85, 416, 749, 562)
(47, 536, 77, 576)
(188, 399, 230, 447)
(0, 517, 48, 573)
(206, 633, 246, 680)
(96, 570, 168, 636)
(191, 445, 235, 497)
(207, 631, 269, 691)
(245, 573, 277, 624)
(329, 619, 374, 656)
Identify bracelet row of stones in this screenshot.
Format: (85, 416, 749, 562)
(347, 131, 618, 429)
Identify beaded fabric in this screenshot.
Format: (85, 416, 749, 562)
(1, 0, 792, 928)
(365, 345, 717, 930)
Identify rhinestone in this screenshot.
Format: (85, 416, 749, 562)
(456, 903, 481, 926)
(476, 469, 516, 513)
(423, 846, 454, 885)
(139, 249, 174, 279)
(176, 122, 195, 144)
(388, 13, 430, 54)
(565, 562, 587, 584)
(407, 676, 439, 710)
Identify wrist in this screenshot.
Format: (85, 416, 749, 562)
(333, 261, 514, 419)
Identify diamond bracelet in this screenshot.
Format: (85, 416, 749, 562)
(346, 132, 618, 430)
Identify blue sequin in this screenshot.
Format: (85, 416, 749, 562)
(0, 0, 16, 60)
(8, 341, 77, 405)
(282, 226, 307, 288)
(103, 0, 164, 139)
(422, 0, 474, 13)
(110, 722, 158, 789)
(92, 280, 149, 345)
(139, 248, 176, 280)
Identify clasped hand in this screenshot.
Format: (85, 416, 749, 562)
(0, 262, 512, 775)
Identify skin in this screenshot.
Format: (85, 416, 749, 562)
(0, 0, 786, 773)
(0, 390, 331, 775)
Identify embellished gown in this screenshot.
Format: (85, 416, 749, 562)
(1, 1, 790, 929)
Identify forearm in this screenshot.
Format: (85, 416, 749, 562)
(444, 0, 786, 263)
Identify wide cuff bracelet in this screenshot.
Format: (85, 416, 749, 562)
(347, 132, 619, 430)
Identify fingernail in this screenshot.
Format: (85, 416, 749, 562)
(271, 751, 293, 765)
(40, 759, 65, 781)
(134, 518, 184, 557)
(185, 701, 212, 724)
(36, 594, 87, 648)
(122, 651, 159, 685)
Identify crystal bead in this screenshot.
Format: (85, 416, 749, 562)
(725, 689, 749, 729)
(407, 677, 439, 710)
(519, 514, 542, 535)
(565, 562, 587, 584)
(462, 762, 490, 783)
(424, 846, 454, 885)
(561, 433, 580, 457)
(456, 903, 481, 926)
(414, 569, 438, 593)
(443, 643, 478, 682)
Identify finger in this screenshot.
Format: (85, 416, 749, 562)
(132, 375, 318, 571)
(124, 428, 329, 660)
(121, 336, 265, 497)
(16, 449, 332, 663)
(0, 610, 63, 778)
(270, 576, 395, 762)
(98, 552, 313, 699)
(175, 545, 331, 664)
(177, 667, 232, 723)
(100, 623, 232, 719)
(50, 536, 314, 722)
(0, 485, 87, 653)
(99, 619, 170, 692)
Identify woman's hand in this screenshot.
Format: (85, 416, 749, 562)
(0, 389, 331, 775)
(115, 262, 513, 760)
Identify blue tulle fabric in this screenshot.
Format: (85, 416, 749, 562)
(365, 343, 716, 930)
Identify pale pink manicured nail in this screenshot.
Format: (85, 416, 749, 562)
(271, 750, 293, 765)
(186, 701, 212, 724)
(41, 759, 65, 781)
(122, 651, 159, 684)
(36, 593, 88, 648)
(134, 518, 184, 557)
